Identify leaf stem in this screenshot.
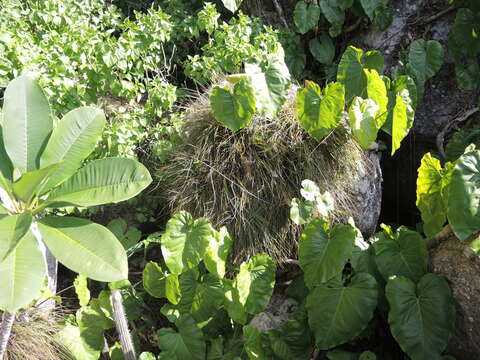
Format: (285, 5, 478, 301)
(111, 289, 136, 360)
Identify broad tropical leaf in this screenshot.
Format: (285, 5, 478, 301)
(56, 323, 102, 360)
(299, 217, 356, 288)
(390, 89, 414, 155)
(38, 216, 128, 281)
(416, 153, 446, 237)
(364, 69, 388, 128)
(309, 34, 335, 64)
(40, 106, 106, 192)
(373, 226, 427, 282)
(74, 274, 91, 308)
(306, 273, 378, 349)
(0, 212, 33, 261)
(157, 315, 206, 360)
(221, 0, 242, 13)
(386, 274, 455, 359)
(161, 211, 214, 274)
(0, 230, 45, 311)
(143, 261, 168, 299)
(408, 40, 444, 81)
(445, 150, 480, 240)
(2, 75, 52, 173)
(348, 97, 379, 150)
(46, 157, 152, 208)
(0, 127, 13, 189)
(294, 1, 321, 34)
(320, 0, 345, 26)
(12, 162, 61, 203)
(360, 0, 384, 19)
(204, 226, 232, 278)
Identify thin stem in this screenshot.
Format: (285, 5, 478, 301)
(111, 290, 136, 360)
(0, 312, 15, 360)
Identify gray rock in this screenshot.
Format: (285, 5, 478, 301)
(249, 293, 299, 332)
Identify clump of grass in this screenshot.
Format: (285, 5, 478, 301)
(155, 91, 376, 264)
(3, 309, 71, 360)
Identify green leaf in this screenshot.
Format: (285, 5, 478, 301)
(157, 315, 206, 360)
(360, 0, 384, 20)
(221, 0, 242, 13)
(294, 1, 321, 34)
(299, 217, 356, 288)
(210, 79, 255, 132)
(223, 279, 248, 325)
(320, 0, 345, 25)
(327, 350, 359, 360)
(236, 253, 276, 315)
(290, 198, 314, 225)
(204, 226, 232, 278)
(373, 226, 427, 282)
(348, 97, 379, 150)
(309, 34, 335, 64)
(416, 153, 446, 237)
(390, 89, 414, 155)
(364, 69, 388, 128)
(448, 8, 480, 57)
(455, 58, 480, 91)
(74, 274, 91, 308)
(40, 106, 106, 192)
(0, 231, 45, 311)
(56, 323, 102, 360)
(306, 273, 378, 349)
(0, 212, 33, 261)
(160, 211, 214, 274)
(142, 261, 178, 301)
(245, 57, 291, 118)
(386, 274, 455, 359)
(109, 342, 123, 360)
(139, 353, 157, 360)
(243, 325, 267, 360)
(12, 162, 61, 203)
(46, 157, 152, 208)
(296, 81, 345, 141)
(408, 40, 444, 81)
(38, 216, 128, 282)
(2, 75, 52, 173)
(0, 127, 13, 188)
(445, 150, 480, 240)
(189, 274, 225, 323)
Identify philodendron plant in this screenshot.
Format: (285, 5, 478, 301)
(0, 75, 152, 357)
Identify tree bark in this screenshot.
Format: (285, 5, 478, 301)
(0, 312, 15, 359)
(111, 290, 136, 360)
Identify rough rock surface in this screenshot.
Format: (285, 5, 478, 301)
(430, 237, 480, 359)
(249, 293, 299, 332)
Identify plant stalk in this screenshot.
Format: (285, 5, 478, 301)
(0, 312, 15, 360)
(111, 290, 136, 360)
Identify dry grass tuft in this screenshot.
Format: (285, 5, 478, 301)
(154, 90, 374, 265)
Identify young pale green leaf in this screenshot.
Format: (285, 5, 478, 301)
(416, 153, 446, 237)
(394, 75, 418, 110)
(3, 75, 52, 173)
(46, 157, 152, 208)
(390, 89, 414, 155)
(0, 212, 33, 261)
(236, 253, 276, 315)
(40, 106, 106, 192)
(74, 275, 91, 308)
(161, 211, 214, 274)
(408, 39, 444, 81)
(445, 150, 480, 240)
(290, 198, 314, 225)
(306, 273, 378, 349)
(12, 162, 61, 203)
(245, 56, 291, 119)
(386, 274, 455, 360)
(373, 226, 427, 282)
(364, 69, 388, 128)
(348, 97, 380, 150)
(139, 353, 157, 360)
(0, 127, 13, 189)
(0, 231, 45, 312)
(309, 34, 335, 64)
(210, 79, 256, 132)
(299, 218, 356, 288)
(38, 216, 128, 282)
(294, 1, 321, 34)
(157, 315, 206, 360)
(223, 278, 248, 325)
(221, 0, 242, 13)
(296, 81, 345, 141)
(204, 226, 232, 278)
(56, 323, 102, 360)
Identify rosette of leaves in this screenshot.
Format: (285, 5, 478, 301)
(0, 75, 152, 313)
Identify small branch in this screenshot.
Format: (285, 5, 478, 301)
(0, 312, 15, 359)
(345, 17, 363, 33)
(417, 6, 456, 26)
(271, 0, 288, 28)
(436, 107, 479, 158)
(426, 225, 453, 249)
(111, 290, 136, 360)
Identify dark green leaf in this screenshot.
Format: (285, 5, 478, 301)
(294, 2, 321, 34)
(309, 35, 335, 64)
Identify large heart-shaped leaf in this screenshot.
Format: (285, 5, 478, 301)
(38, 216, 128, 282)
(2, 75, 52, 173)
(56, 323, 102, 360)
(204, 226, 232, 278)
(390, 89, 414, 155)
(12, 162, 61, 203)
(373, 226, 427, 282)
(0, 212, 33, 261)
(210, 79, 255, 132)
(320, 0, 345, 25)
(408, 40, 444, 81)
(299, 217, 356, 288)
(386, 274, 455, 359)
(445, 150, 480, 240)
(306, 273, 378, 349)
(188, 274, 225, 323)
(157, 315, 206, 360)
(294, 1, 321, 34)
(245, 57, 290, 119)
(0, 230, 45, 311)
(348, 97, 379, 150)
(416, 153, 446, 237)
(364, 69, 388, 128)
(40, 106, 106, 192)
(309, 34, 335, 64)
(143, 261, 181, 302)
(296, 81, 345, 141)
(360, 0, 384, 19)
(161, 211, 214, 274)
(46, 157, 152, 208)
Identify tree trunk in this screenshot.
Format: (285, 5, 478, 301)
(0, 312, 15, 359)
(111, 290, 136, 360)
